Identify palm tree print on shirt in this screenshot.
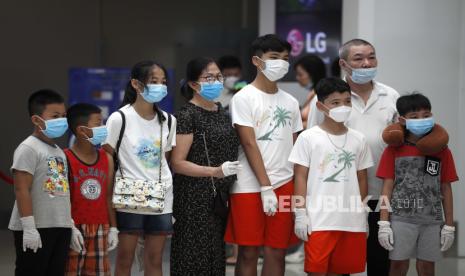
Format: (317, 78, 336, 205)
(257, 106, 292, 141)
(323, 150, 356, 182)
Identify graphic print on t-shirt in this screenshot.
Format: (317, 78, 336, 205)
(134, 137, 161, 169)
(392, 156, 443, 221)
(257, 105, 292, 141)
(319, 149, 356, 183)
(43, 156, 69, 196)
(80, 178, 102, 200)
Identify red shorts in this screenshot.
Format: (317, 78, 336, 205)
(224, 180, 299, 249)
(304, 231, 366, 274)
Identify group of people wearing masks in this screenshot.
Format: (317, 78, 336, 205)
(8, 33, 457, 276)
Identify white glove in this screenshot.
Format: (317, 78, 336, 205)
(221, 161, 242, 177)
(260, 186, 278, 216)
(135, 236, 145, 272)
(107, 227, 119, 251)
(294, 208, 311, 241)
(440, 225, 455, 252)
(20, 216, 42, 253)
(377, 221, 394, 251)
(70, 223, 85, 252)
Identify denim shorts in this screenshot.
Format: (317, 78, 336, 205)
(116, 211, 173, 235)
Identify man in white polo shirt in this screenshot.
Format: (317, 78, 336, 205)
(306, 39, 399, 276)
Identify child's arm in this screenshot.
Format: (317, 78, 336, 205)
(441, 182, 453, 226)
(105, 152, 117, 228)
(235, 125, 271, 187)
(293, 164, 311, 241)
(356, 169, 368, 202)
(293, 164, 308, 208)
(13, 170, 34, 217)
(105, 152, 119, 251)
(379, 179, 394, 221)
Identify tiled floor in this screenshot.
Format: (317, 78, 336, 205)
(0, 230, 463, 275)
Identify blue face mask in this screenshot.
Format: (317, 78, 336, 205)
(405, 117, 435, 136)
(141, 84, 168, 103)
(350, 67, 377, 84)
(39, 117, 68, 138)
(85, 126, 108, 146)
(199, 81, 223, 101)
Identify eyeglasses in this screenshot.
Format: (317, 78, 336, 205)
(199, 74, 224, 84)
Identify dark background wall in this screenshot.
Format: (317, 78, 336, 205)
(0, 0, 258, 227)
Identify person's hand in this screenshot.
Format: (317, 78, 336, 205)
(377, 221, 394, 251)
(440, 225, 455, 252)
(107, 227, 119, 251)
(135, 237, 145, 272)
(20, 216, 42, 253)
(260, 186, 278, 216)
(70, 224, 85, 252)
(221, 161, 242, 177)
(294, 208, 311, 241)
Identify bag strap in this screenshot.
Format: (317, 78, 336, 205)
(114, 110, 126, 177)
(201, 132, 217, 197)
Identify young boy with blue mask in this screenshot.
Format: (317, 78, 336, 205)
(9, 89, 82, 276)
(377, 93, 457, 276)
(64, 103, 118, 276)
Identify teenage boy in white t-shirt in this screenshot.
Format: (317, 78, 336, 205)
(289, 77, 373, 275)
(226, 34, 303, 276)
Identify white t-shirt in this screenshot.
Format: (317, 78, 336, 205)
(230, 84, 303, 193)
(306, 80, 399, 197)
(289, 126, 374, 232)
(105, 104, 176, 215)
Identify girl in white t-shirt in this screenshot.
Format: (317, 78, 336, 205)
(103, 60, 176, 275)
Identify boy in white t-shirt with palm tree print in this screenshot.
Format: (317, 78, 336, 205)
(289, 77, 373, 275)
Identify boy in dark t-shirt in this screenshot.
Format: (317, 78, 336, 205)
(376, 93, 458, 276)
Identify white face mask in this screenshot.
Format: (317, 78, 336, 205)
(224, 76, 239, 90)
(325, 105, 352, 123)
(256, 57, 289, 81)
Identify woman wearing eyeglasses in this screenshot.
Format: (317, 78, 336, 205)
(170, 57, 241, 275)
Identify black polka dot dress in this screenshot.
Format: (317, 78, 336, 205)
(170, 102, 239, 276)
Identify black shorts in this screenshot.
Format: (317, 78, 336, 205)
(116, 211, 173, 235)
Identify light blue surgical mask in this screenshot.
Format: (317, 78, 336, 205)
(38, 117, 68, 138)
(405, 117, 435, 136)
(199, 81, 223, 101)
(346, 65, 377, 84)
(141, 84, 168, 103)
(85, 126, 108, 145)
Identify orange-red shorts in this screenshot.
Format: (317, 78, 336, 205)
(304, 231, 366, 274)
(224, 180, 299, 249)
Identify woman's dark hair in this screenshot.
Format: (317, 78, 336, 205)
(121, 60, 168, 123)
(294, 54, 327, 88)
(181, 57, 216, 100)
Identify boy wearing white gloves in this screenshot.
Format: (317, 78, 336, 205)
(8, 90, 82, 275)
(377, 93, 458, 276)
(289, 78, 373, 275)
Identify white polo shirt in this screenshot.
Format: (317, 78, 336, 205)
(306, 80, 399, 198)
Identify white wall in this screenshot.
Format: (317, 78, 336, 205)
(260, 0, 465, 256)
(348, 0, 465, 257)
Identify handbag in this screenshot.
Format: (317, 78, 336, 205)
(112, 110, 171, 213)
(201, 132, 229, 219)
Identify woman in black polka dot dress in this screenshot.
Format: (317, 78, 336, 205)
(170, 57, 240, 276)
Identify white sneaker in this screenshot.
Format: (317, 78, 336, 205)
(285, 247, 305, 263)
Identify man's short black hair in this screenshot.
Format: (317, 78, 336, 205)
(396, 93, 431, 116)
(315, 77, 351, 103)
(218, 55, 242, 71)
(251, 34, 291, 57)
(28, 89, 64, 117)
(66, 103, 102, 135)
